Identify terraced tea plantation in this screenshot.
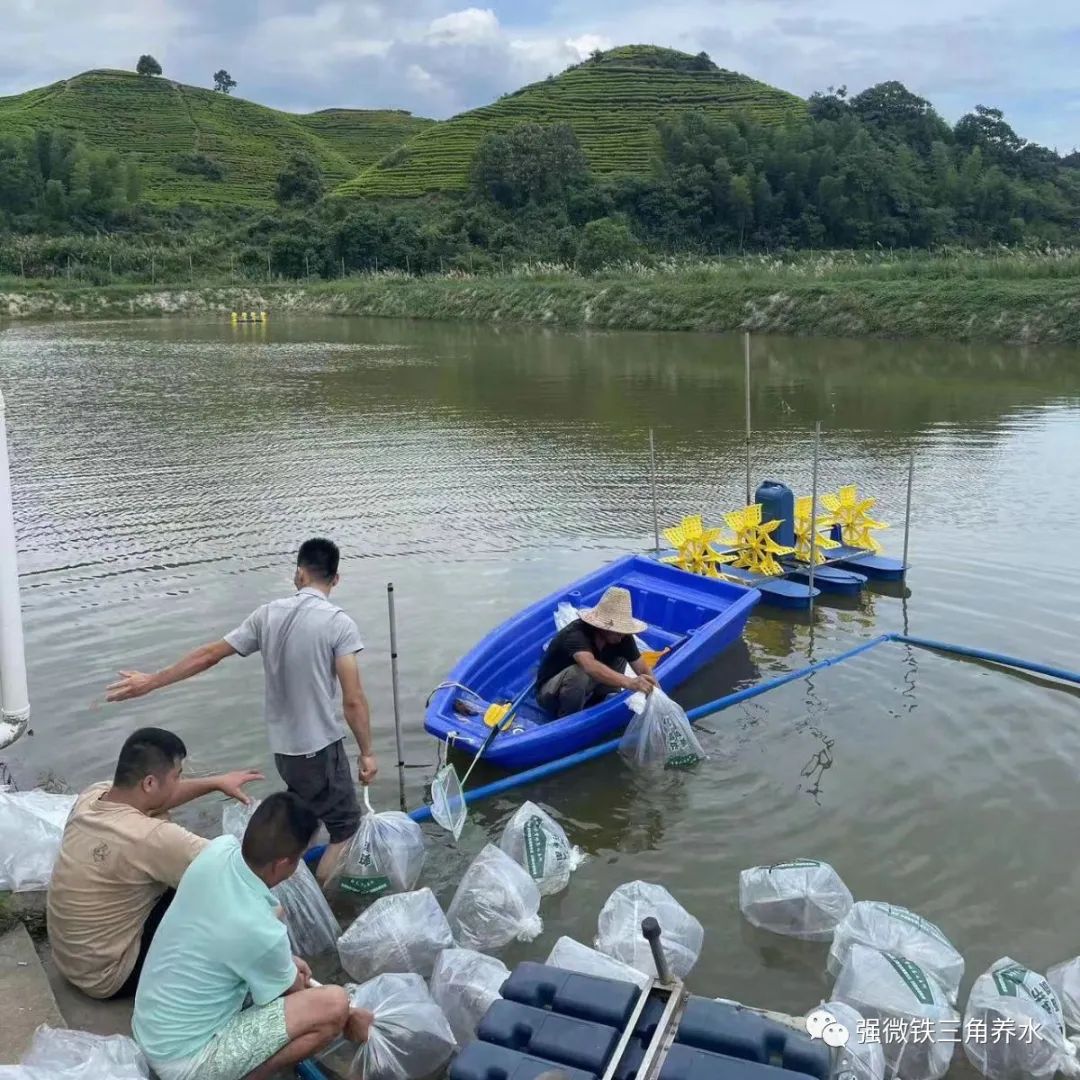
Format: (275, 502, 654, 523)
(338, 47, 807, 198)
(0, 70, 430, 207)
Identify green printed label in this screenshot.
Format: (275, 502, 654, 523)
(341, 874, 390, 896)
(885, 953, 936, 1006)
(661, 712, 702, 769)
(524, 817, 548, 881)
(340, 840, 389, 895)
(993, 965, 1062, 1021)
(768, 859, 823, 871)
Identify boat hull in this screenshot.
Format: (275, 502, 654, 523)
(424, 554, 759, 770)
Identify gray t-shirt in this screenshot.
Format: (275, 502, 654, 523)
(224, 587, 364, 757)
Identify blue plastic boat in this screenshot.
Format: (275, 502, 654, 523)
(424, 553, 760, 771)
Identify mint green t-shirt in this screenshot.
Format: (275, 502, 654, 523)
(133, 835, 296, 1063)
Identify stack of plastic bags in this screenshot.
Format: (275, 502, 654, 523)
(1048, 956, 1080, 1035)
(739, 859, 853, 941)
(447, 845, 542, 950)
(345, 973, 457, 1080)
(0, 789, 76, 892)
(221, 801, 340, 958)
(546, 937, 652, 991)
(499, 801, 583, 896)
(0, 1026, 149, 1079)
(595, 881, 703, 979)
(619, 688, 706, 771)
(430, 948, 510, 1044)
(333, 790, 426, 896)
(963, 957, 1080, 1080)
(338, 888, 454, 980)
(815, 1001, 886, 1080)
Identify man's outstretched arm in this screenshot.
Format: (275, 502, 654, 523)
(335, 653, 377, 783)
(106, 639, 237, 701)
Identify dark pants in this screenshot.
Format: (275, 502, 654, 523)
(275, 738, 361, 844)
(109, 887, 175, 1000)
(537, 665, 613, 719)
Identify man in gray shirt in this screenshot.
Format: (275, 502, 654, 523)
(106, 538, 376, 885)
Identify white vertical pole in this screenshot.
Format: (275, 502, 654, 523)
(387, 583, 406, 812)
(902, 450, 915, 575)
(648, 428, 660, 554)
(744, 332, 752, 506)
(808, 422, 821, 616)
(0, 390, 30, 750)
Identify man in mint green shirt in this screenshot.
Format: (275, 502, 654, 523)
(133, 792, 371, 1080)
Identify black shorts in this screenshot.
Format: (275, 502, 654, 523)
(274, 738, 360, 844)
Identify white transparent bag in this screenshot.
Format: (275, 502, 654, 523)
(817, 1001, 886, 1080)
(828, 901, 965, 1003)
(16, 1026, 149, 1079)
(0, 790, 76, 892)
(619, 688, 706, 770)
(334, 788, 426, 896)
(963, 957, 1080, 1080)
(430, 764, 466, 842)
(430, 948, 509, 1044)
(221, 801, 339, 958)
(546, 936, 652, 990)
(338, 888, 453, 980)
(1048, 957, 1080, 1033)
(447, 844, 542, 950)
(739, 859, 853, 942)
(346, 973, 457, 1080)
(595, 881, 703, 980)
(833, 943, 958, 1080)
(499, 801, 583, 896)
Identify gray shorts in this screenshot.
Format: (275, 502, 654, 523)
(275, 738, 360, 844)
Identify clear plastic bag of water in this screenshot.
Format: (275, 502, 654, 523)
(595, 880, 703, 979)
(0, 789, 76, 892)
(430, 764, 466, 841)
(833, 942, 958, 1080)
(221, 801, 339, 958)
(430, 948, 509, 1044)
(499, 800, 583, 896)
(816, 1001, 886, 1080)
(619, 688, 706, 770)
(14, 1026, 149, 1079)
(739, 859, 853, 941)
(334, 788, 426, 896)
(963, 957, 1080, 1080)
(828, 901, 965, 1003)
(337, 888, 453, 980)
(546, 937, 652, 990)
(345, 973, 457, 1080)
(1048, 957, 1080, 1034)
(446, 844, 542, 950)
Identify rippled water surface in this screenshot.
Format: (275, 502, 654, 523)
(2, 317, 1079, 1073)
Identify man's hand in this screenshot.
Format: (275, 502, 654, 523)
(358, 754, 378, 784)
(345, 1007, 375, 1044)
(628, 674, 658, 694)
(105, 671, 155, 702)
(216, 769, 264, 804)
(294, 956, 312, 989)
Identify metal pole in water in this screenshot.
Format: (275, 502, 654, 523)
(648, 428, 660, 554)
(902, 450, 914, 575)
(387, 583, 406, 812)
(743, 332, 752, 506)
(0, 391, 30, 750)
(808, 421, 821, 616)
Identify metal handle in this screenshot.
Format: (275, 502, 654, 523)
(642, 917, 673, 986)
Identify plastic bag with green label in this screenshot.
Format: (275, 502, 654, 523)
(499, 801, 584, 896)
(833, 943, 958, 1080)
(963, 957, 1080, 1080)
(619, 687, 706, 771)
(1049, 956, 1080, 1033)
(333, 788, 426, 897)
(430, 948, 509, 1044)
(739, 859, 853, 941)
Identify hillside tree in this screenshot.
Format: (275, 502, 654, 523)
(213, 69, 237, 94)
(136, 55, 163, 76)
(471, 122, 590, 209)
(275, 153, 324, 206)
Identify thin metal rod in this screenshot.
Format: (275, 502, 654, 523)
(0, 390, 29, 750)
(744, 332, 752, 506)
(808, 421, 821, 615)
(902, 450, 914, 574)
(648, 428, 660, 554)
(387, 583, 406, 812)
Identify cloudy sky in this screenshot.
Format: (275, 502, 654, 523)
(3, 0, 1078, 151)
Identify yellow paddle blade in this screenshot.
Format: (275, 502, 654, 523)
(483, 702, 511, 728)
(821, 484, 888, 554)
(641, 647, 670, 669)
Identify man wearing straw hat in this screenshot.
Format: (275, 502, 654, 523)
(535, 586, 658, 719)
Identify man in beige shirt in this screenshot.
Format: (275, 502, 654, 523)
(47, 726, 261, 1000)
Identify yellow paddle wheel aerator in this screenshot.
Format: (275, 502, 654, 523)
(794, 495, 840, 565)
(821, 484, 888, 554)
(720, 503, 795, 578)
(661, 515, 735, 578)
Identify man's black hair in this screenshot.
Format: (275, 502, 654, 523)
(297, 537, 340, 583)
(114, 727, 187, 788)
(242, 791, 319, 867)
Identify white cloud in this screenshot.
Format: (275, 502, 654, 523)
(426, 8, 501, 45)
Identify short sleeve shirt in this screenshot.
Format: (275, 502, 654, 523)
(224, 587, 364, 756)
(46, 782, 208, 998)
(536, 619, 641, 688)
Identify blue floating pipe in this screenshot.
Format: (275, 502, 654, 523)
(892, 633, 1080, 686)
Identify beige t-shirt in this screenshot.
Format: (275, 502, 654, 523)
(46, 782, 208, 999)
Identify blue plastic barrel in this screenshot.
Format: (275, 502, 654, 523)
(755, 481, 795, 547)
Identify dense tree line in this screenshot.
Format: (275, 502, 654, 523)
(2, 79, 1078, 279)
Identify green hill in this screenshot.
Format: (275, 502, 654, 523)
(0, 70, 431, 207)
(338, 45, 807, 198)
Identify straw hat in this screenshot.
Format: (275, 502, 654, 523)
(580, 586, 647, 636)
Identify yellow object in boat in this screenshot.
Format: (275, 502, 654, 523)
(484, 702, 511, 728)
(641, 647, 670, 669)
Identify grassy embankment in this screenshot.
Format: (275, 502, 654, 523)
(3, 250, 1080, 344)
